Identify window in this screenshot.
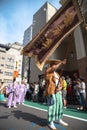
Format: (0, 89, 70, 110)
(4, 71, 13, 76)
(5, 64, 14, 69)
(1, 64, 4, 67)
(0, 69, 3, 74)
(2, 57, 5, 60)
(7, 57, 15, 62)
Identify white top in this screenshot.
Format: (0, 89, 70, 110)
(34, 84, 39, 94)
(54, 71, 59, 86)
(79, 82, 86, 93)
(54, 72, 62, 94)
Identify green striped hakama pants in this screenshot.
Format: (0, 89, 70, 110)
(47, 92, 63, 122)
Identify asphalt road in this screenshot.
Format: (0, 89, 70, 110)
(0, 101, 87, 130)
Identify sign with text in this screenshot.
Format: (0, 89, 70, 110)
(21, 0, 83, 70)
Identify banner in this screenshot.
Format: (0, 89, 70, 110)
(21, 0, 83, 70)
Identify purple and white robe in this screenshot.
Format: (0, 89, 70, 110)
(6, 82, 18, 107)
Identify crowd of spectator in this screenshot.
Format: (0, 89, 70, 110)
(0, 73, 87, 111)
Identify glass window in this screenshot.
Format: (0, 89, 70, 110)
(1, 64, 4, 67)
(2, 57, 5, 60)
(4, 71, 13, 76)
(5, 64, 14, 69)
(0, 69, 3, 74)
(7, 57, 15, 62)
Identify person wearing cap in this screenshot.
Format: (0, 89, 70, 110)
(44, 59, 68, 130)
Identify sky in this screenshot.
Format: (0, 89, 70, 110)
(0, 0, 61, 45)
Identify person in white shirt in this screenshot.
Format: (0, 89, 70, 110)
(77, 77, 87, 110)
(33, 82, 39, 102)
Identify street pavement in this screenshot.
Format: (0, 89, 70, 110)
(0, 101, 87, 130)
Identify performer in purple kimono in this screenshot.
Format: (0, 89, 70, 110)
(14, 78, 21, 104)
(6, 79, 18, 108)
(18, 80, 26, 104)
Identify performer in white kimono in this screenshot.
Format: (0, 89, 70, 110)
(17, 80, 26, 104)
(6, 79, 18, 108)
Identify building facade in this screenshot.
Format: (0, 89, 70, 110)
(30, 2, 57, 82)
(22, 25, 33, 81)
(0, 42, 23, 83)
(32, 2, 57, 38)
(23, 25, 33, 46)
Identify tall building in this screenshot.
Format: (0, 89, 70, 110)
(22, 1, 57, 82)
(32, 2, 57, 38)
(30, 2, 57, 82)
(0, 42, 23, 83)
(23, 0, 87, 84)
(22, 25, 33, 81)
(23, 25, 33, 46)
